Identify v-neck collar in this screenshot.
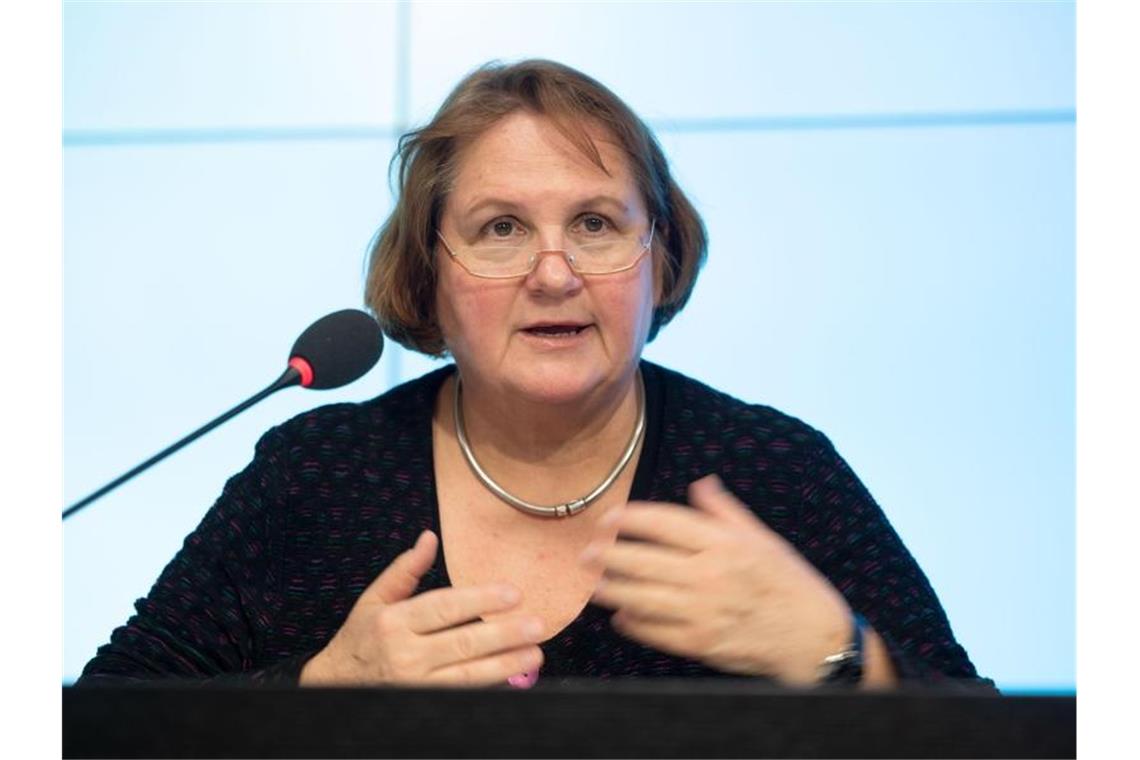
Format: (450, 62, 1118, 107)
(413, 361, 664, 595)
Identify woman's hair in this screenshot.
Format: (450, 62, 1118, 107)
(365, 59, 707, 356)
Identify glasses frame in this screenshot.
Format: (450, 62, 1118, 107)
(436, 219, 656, 279)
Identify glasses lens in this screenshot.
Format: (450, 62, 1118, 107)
(460, 230, 649, 277)
(567, 236, 646, 274)
(464, 244, 533, 277)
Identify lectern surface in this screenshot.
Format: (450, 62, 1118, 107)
(62, 680, 1074, 759)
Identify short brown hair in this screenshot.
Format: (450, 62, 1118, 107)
(365, 59, 707, 356)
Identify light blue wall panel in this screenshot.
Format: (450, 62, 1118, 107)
(408, 0, 1074, 124)
(64, 1, 400, 130)
(643, 123, 1075, 689)
(63, 138, 397, 678)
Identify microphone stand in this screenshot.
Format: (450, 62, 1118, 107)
(62, 366, 301, 521)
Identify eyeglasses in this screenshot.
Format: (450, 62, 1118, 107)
(437, 219, 655, 279)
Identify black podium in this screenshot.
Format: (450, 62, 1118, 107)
(63, 680, 1074, 758)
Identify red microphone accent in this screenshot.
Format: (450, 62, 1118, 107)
(288, 356, 315, 388)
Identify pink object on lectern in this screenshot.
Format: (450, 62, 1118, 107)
(507, 670, 539, 689)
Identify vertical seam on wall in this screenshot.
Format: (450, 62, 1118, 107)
(386, 0, 412, 389)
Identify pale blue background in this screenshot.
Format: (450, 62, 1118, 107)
(62, 0, 1075, 692)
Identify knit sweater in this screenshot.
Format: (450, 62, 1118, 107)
(78, 361, 992, 689)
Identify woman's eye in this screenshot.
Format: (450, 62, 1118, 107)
(491, 220, 515, 237)
(581, 215, 607, 233)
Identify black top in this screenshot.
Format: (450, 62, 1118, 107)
(78, 361, 993, 689)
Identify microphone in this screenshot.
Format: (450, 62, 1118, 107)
(62, 309, 384, 521)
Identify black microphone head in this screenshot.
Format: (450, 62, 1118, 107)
(288, 309, 384, 390)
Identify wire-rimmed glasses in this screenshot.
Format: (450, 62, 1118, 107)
(437, 220, 655, 279)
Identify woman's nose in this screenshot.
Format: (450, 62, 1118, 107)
(526, 248, 583, 296)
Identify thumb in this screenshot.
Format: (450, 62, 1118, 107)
(362, 529, 439, 605)
(688, 474, 766, 531)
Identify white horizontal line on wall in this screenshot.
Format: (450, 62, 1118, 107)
(62, 108, 1076, 148)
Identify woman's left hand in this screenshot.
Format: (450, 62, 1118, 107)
(582, 474, 853, 685)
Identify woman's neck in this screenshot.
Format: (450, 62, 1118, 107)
(439, 366, 642, 488)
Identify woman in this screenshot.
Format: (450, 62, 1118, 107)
(79, 60, 990, 690)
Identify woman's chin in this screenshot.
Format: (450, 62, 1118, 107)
(507, 376, 605, 407)
(498, 364, 624, 408)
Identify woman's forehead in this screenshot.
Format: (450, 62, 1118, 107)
(447, 112, 641, 212)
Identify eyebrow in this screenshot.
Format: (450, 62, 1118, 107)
(460, 195, 636, 219)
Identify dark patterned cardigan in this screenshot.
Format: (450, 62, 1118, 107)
(78, 361, 993, 690)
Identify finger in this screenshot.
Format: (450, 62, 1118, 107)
(401, 583, 523, 634)
(422, 615, 546, 671)
(604, 503, 728, 553)
(583, 539, 691, 586)
(688, 475, 767, 531)
(610, 610, 697, 660)
(426, 644, 545, 688)
(590, 576, 691, 623)
(362, 530, 439, 605)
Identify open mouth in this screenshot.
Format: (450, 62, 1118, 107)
(522, 324, 590, 337)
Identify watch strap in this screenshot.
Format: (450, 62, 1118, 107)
(816, 611, 867, 686)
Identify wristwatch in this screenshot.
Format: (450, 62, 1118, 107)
(816, 611, 867, 686)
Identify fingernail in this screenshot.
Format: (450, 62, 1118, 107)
(599, 508, 621, 528)
(499, 585, 521, 604)
(523, 618, 544, 639)
(508, 670, 539, 689)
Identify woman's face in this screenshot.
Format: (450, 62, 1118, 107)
(435, 111, 656, 407)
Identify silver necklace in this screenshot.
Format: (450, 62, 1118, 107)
(453, 372, 646, 518)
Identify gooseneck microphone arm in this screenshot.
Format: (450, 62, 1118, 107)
(62, 308, 385, 522)
(62, 366, 302, 521)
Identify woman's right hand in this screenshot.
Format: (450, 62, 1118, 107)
(299, 530, 545, 686)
